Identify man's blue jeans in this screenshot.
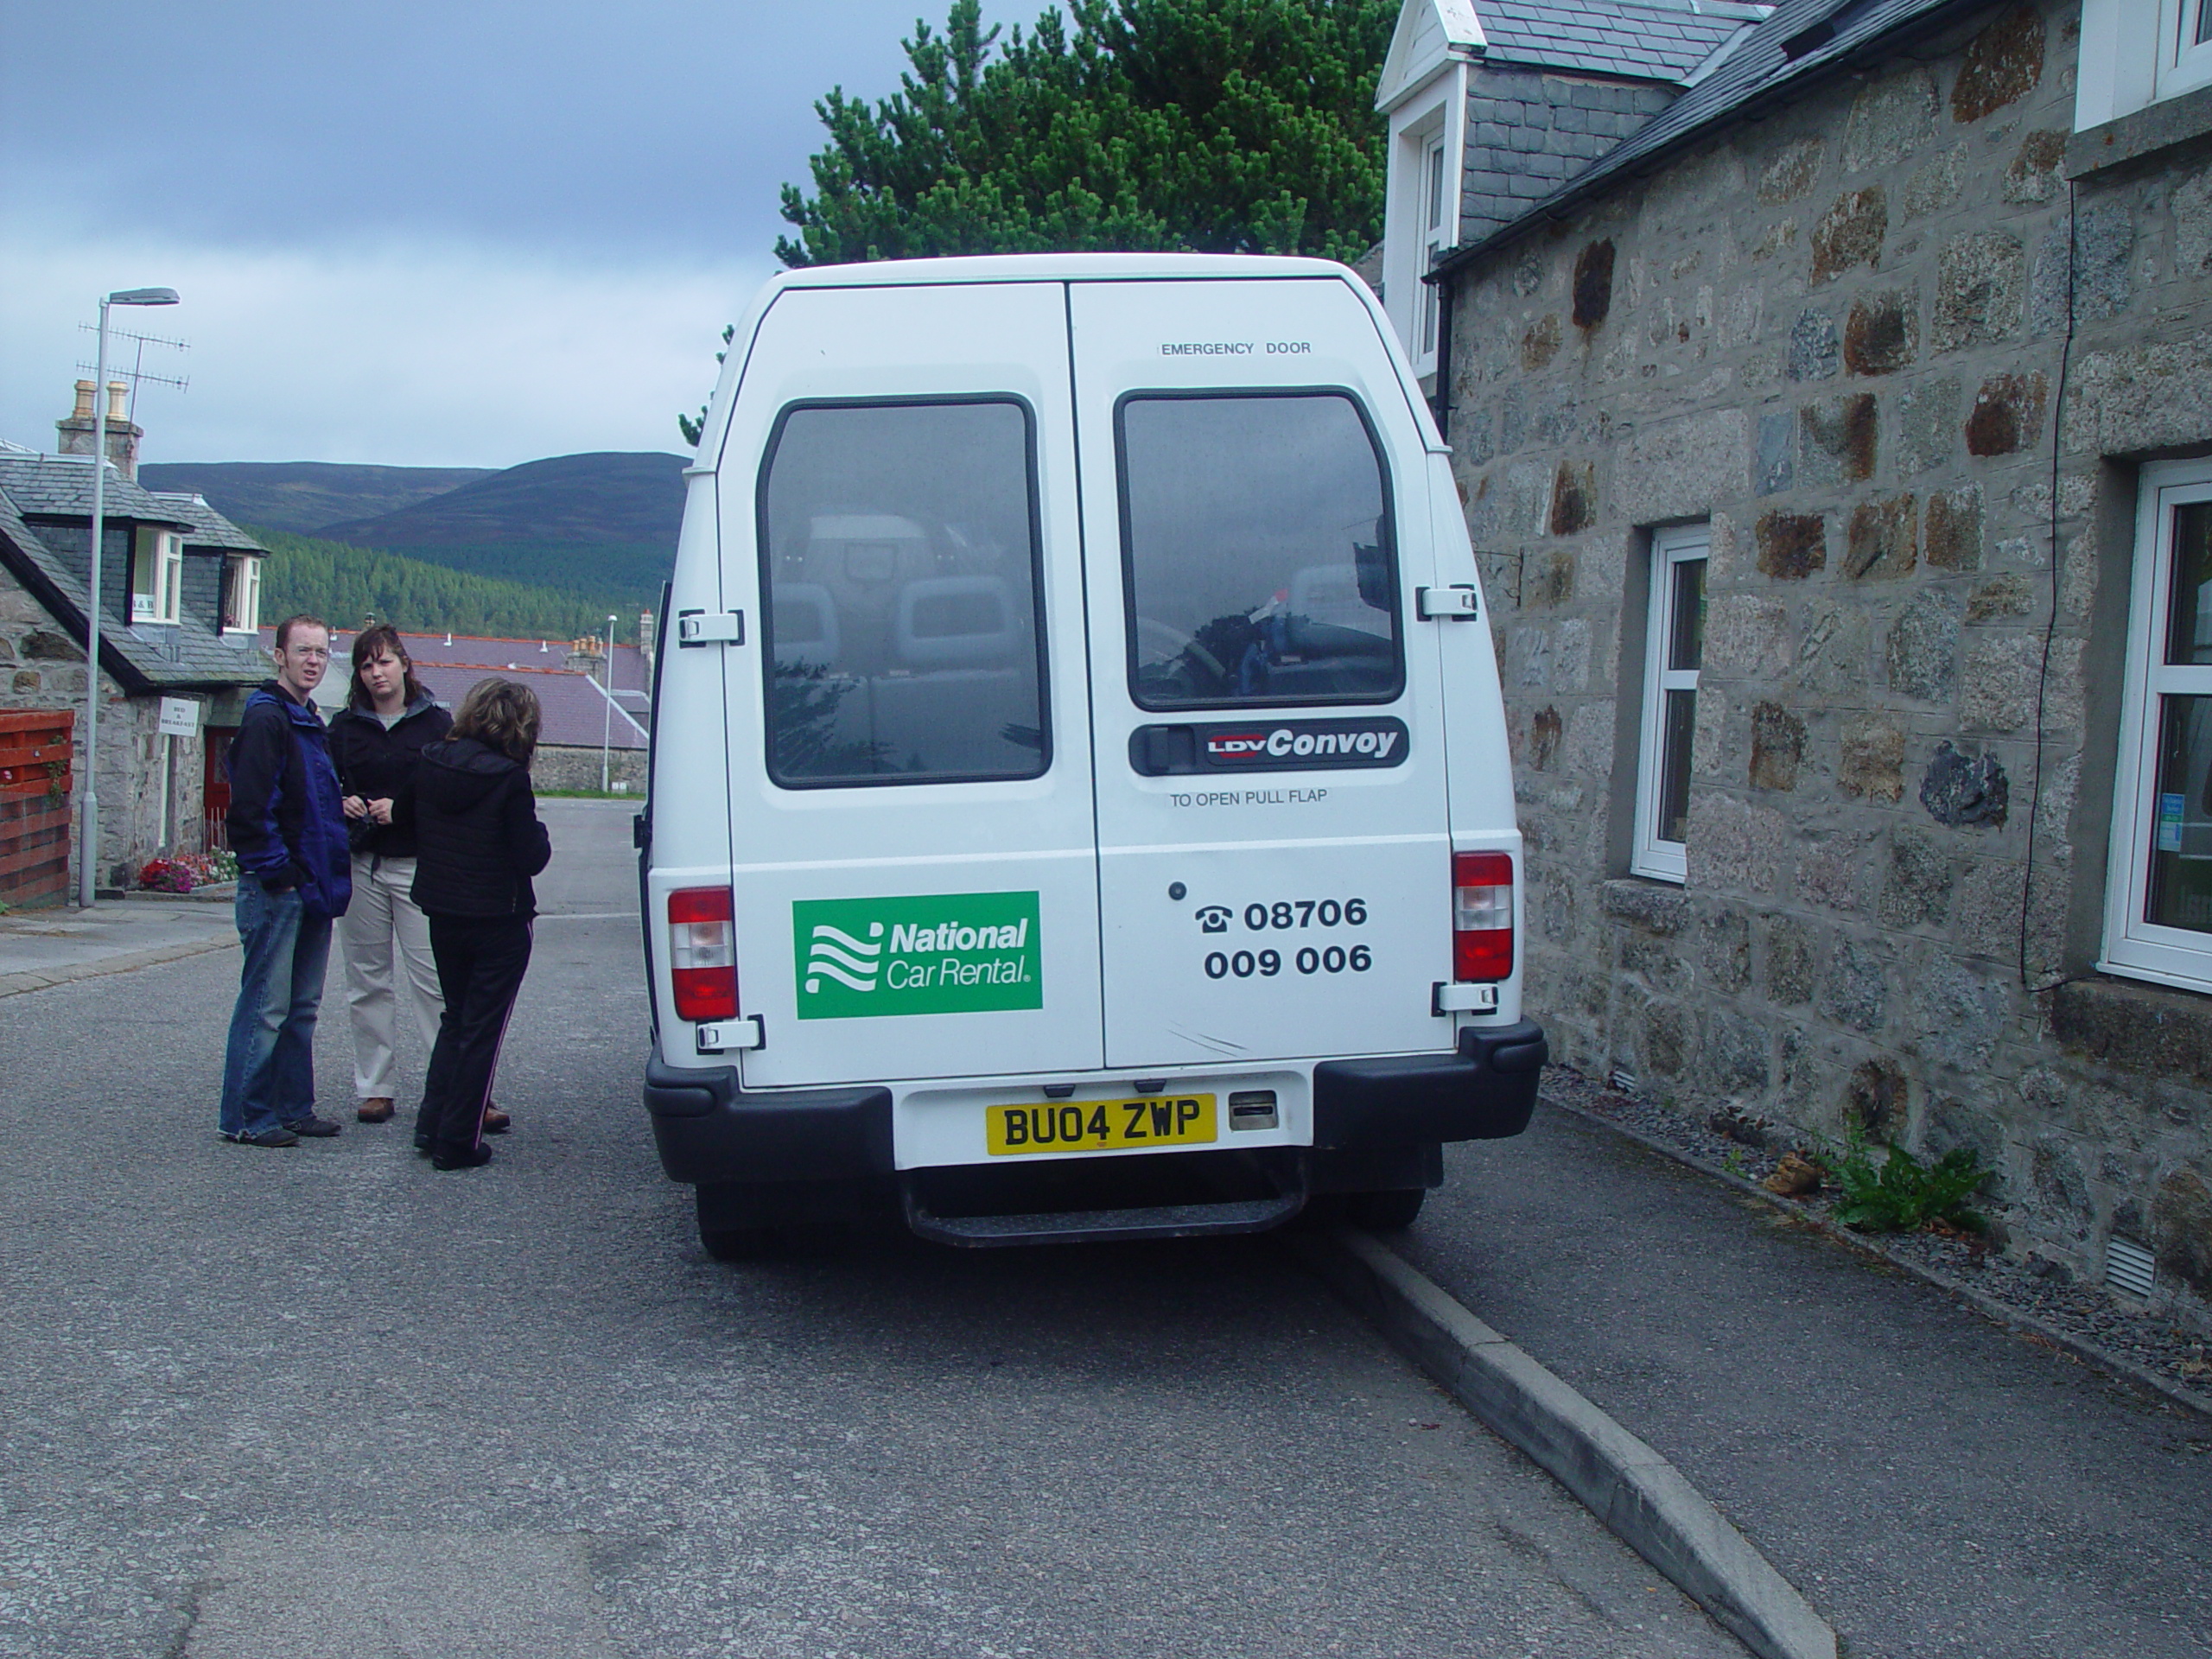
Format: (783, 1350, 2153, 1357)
(218, 873, 334, 1138)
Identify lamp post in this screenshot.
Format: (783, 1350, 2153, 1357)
(79, 286, 180, 908)
(601, 614, 618, 793)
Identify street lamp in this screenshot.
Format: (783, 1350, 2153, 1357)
(601, 614, 618, 793)
(79, 286, 180, 908)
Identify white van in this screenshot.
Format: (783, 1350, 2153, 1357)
(639, 253, 1545, 1255)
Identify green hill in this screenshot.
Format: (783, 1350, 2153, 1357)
(317, 451, 685, 547)
(252, 528, 643, 643)
(139, 461, 493, 534)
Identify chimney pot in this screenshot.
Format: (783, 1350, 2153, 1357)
(105, 381, 129, 423)
(73, 380, 97, 420)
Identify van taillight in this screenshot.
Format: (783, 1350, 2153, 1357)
(1452, 852, 1514, 981)
(668, 887, 738, 1021)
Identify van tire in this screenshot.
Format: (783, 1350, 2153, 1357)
(1341, 1187, 1426, 1230)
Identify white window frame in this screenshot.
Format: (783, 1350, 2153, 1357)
(1378, 61, 1467, 377)
(2076, 0, 2212, 128)
(1416, 130, 1449, 363)
(2101, 459, 2212, 992)
(1631, 524, 1708, 885)
(131, 528, 183, 626)
(2166, 0, 2212, 101)
(222, 553, 262, 635)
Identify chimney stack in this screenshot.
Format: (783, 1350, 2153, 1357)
(54, 378, 143, 480)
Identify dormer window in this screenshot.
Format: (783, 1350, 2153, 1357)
(221, 553, 262, 635)
(130, 528, 183, 626)
(1419, 131, 1449, 359)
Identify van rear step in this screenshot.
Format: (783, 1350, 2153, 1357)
(903, 1189, 1305, 1247)
(900, 1147, 1305, 1247)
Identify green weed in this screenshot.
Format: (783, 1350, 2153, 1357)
(1818, 1130, 1989, 1233)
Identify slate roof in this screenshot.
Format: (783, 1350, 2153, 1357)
(0, 451, 271, 693)
(265, 627, 651, 750)
(1475, 0, 1752, 84)
(1434, 0, 1975, 274)
(0, 453, 195, 528)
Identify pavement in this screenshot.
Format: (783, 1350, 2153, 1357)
(0, 801, 1747, 1659)
(0, 889, 238, 997)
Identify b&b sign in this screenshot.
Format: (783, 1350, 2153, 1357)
(157, 697, 201, 739)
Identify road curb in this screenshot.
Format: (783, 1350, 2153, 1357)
(1294, 1224, 1837, 1659)
(0, 933, 237, 999)
(1547, 1094, 2212, 1425)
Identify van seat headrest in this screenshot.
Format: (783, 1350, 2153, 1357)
(772, 583, 841, 667)
(895, 576, 1019, 668)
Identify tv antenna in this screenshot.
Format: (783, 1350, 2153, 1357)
(77, 323, 189, 421)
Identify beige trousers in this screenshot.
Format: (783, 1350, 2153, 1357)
(339, 852, 443, 1100)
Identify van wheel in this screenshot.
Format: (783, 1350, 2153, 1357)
(1342, 1188, 1426, 1230)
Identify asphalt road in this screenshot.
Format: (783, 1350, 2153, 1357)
(0, 801, 1741, 1659)
(1408, 1119, 2212, 1659)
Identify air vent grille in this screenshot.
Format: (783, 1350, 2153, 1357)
(2106, 1236, 2156, 1299)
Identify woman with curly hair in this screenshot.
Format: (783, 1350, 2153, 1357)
(397, 677, 550, 1170)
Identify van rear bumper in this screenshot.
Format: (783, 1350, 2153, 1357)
(644, 1053, 893, 1185)
(1312, 1019, 1547, 1148)
(644, 1017, 1544, 1186)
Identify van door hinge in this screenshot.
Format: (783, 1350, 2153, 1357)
(1416, 585, 1479, 621)
(677, 610, 745, 646)
(696, 1016, 765, 1053)
(1433, 981, 1500, 1015)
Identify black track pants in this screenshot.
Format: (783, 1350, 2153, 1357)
(416, 912, 532, 1157)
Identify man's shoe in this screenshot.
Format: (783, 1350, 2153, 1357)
(358, 1097, 396, 1123)
(230, 1127, 301, 1148)
(430, 1143, 493, 1171)
(482, 1104, 511, 1135)
(284, 1115, 342, 1138)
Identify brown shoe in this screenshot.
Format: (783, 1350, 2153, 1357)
(482, 1104, 511, 1135)
(357, 1097, 396, 1123)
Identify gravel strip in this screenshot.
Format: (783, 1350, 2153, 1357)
(1541, 1066, 2212, 1417)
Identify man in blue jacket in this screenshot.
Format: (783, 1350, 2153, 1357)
(219, 614, 353, 1147)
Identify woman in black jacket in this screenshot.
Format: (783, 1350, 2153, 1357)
(328, 626, 453, 1126)
(398, 677, 551, 1171)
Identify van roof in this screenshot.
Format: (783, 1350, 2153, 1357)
(772, 252, 1357, 289)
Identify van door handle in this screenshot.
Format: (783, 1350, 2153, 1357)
(677, 610, 745, 645)
(1416, 586, 1479, 620)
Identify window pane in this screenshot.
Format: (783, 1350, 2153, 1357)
(1426, 141, 1446, 230)
(2148, 694, 2212, 933)
(1668, 556, 1707, 671)
(1121, 395, 1400, 710)
(759, 401, 1046, 785)
(1657, 688, 1695, 845)
(2198, 0, 2212, 46)
(2168, 502, 2212, 665)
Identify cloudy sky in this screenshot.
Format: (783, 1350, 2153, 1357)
(0, 1, 1006, 468)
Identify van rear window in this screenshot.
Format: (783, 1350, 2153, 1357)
(1118, 393, 1401, 710)
(758, 400, 1048, 786)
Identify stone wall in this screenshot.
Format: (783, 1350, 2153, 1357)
(531, 742, 645, 795)
(1442, 0, 2212, 1323)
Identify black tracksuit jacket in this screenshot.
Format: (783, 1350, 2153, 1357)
(398, 737, 552, 918)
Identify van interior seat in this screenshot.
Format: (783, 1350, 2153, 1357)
(894, 575, 1020, 670)
(871, 669, 1033, 777)
(771, 583, 841, 669)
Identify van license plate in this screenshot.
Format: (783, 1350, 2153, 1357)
(988, 1095, 1218, 1155)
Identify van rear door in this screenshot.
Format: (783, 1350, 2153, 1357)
(718, 281, 1103, 1087)
(1069, 276, 1454, 1070)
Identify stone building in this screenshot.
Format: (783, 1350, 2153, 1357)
(1375, 0, 2212, 1324)
(0, 384, 270, 900)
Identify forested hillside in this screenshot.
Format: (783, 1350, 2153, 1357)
(140, 461, 492, 534)
(253, 528, 642, 642)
